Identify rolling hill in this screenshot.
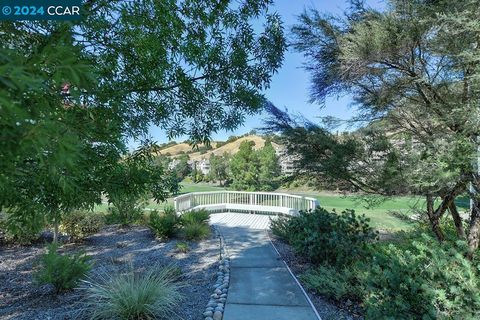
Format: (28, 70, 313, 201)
(154, 135, 279, 160)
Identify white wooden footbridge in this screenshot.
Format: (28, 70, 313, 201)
(174, 191, 319, 217)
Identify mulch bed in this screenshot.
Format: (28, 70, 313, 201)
(0, 225, 219, 320)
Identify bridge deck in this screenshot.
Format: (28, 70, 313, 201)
(209, 212, 276, 230)
(209, 212, 320, 320)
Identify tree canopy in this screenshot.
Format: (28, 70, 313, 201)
(266, 0, 480, 252)
(0, 0, 286, 240)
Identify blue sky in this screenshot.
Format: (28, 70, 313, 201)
(131, 0, 384, 148)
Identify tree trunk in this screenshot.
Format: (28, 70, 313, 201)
(467, 199, 480, 258)
(449, 202, 466, 239)
(53, 215, 59, 243)
(426, 194, 445, 241)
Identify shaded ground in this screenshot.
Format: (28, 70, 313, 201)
(268, 232, 363, 320)
(0, 225, 219, 320)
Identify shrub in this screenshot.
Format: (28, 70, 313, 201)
(34, 243, 91, 293)
(149, 209, 178, 240)
(361, 234, 480, 319)
(0, 210, 43, 244)
(179, 209, 210, 226)
(271, 207, 377, 267)
(301, 264, 364, 302)
(270, 215, 291, 240)
(60, 210, 104, 241)
(107, 194, 146, 225)
(83, 266, 183, 319)
(300, 230, 480, 319)
(182, 222, 210, 241)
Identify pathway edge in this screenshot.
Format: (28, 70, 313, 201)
(266, 230, 323, 320)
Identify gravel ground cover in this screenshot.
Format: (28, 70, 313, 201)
(268, 231, 363, 320)
(0, 225, 220, 320)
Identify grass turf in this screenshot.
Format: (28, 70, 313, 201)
(95, 182, 470, 232)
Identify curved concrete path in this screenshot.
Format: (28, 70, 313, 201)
(210, 213, 320, 320)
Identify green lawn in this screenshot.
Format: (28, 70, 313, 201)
(178, 182, 226, 194)
(291, 192, 421, 230)
(95, 182, 469, 232)
(287, 191, 470, 231)
(94, 182, 225, 213)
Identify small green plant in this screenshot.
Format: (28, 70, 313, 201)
(34, 243, 91, 293)
(182, 222, 210, 241)
(60, 210, 105, 241)
(149, 209, 178, 240)
(82, 266, 183, 319)
(175, 241, 189, 253)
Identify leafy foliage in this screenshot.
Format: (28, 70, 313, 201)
(0, 0, 285, 245)
(60, 210, 105, 241)
(208, 153, 230, 186)
(266, 0, 480, 250)
(34, 243, 91, 293)
(272, 207, 377, 266)
(229, 140, 281, 191)
(360, 235, 480, 319)
(149, 208, 178, 240)
(82, 266, 182, 320)
(301, 264, 363, 301)
(107, 194, 147, 226)
(0, 210, 43, 244)
(289, 217, 480, 318)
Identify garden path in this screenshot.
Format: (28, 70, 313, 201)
(209, 212, 320, 320)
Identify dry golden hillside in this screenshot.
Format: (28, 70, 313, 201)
(154, 135, 279, 160)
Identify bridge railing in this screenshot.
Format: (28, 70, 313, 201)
(174, 191, 319, 216)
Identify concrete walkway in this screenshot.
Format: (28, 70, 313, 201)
(210, 213, 320, 320)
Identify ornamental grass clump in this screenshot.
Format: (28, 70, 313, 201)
(82, 266, 183, 320)
(179, 209, 211, 241)
(149, 207, 178, 240)
(179, 209, 210, 226)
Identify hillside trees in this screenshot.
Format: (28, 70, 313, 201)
(229, 141, 280, 191)
(258, 141, 281, 190)
(266, 0, 480, 253)
(0, 0, 285, 240)
(209, 153, 230, 186)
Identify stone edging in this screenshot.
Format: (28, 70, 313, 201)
(203, 227, 230, 320)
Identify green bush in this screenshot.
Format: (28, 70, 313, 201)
(107, 194, 146, 225)
(83, 266, 182, 319)
(271, 207, 377, 267)
(34, 243, 91, 293)
(149, 209, 178, 240)
(179, 209, 210, 226)
(0, 210, 43, 244)
(182, 222, 210, 240)
(60, 210, 104, 241)
(301, 264, 364, 301)
(361, 234, 480, 319)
